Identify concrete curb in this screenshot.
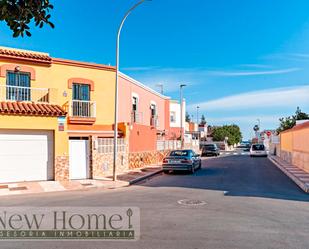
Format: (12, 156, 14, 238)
(129, 169, 163, 185)
(0, 167, 163, 197)
(268, 156, 309, 193)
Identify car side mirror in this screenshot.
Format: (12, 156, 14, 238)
(196, 154, 201, 157)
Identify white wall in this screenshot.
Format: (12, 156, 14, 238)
(170, 100, 186, 128)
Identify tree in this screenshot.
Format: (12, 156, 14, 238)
(185, 112, 191, 122)
(0, 0, 54, 37)
(277, 107, 309, 133)
(200, 114, 207, 125)
(212, 124, 242, 146)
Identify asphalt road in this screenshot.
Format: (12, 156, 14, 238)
(1, 155, 309, 249)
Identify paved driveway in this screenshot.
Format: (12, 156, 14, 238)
(1, 155, 309, 249)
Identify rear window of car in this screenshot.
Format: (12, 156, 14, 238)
(252, 144, 265, 151)
(204, 144, 216, 149)
(169, 150, 189, 156)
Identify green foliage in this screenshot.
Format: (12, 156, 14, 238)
(277, 107, 309, 133)
(0, 0, 54, 37)
(212, 124, 242, 146)
(200, 114, 206, 125)
(185, 112, 191, 122)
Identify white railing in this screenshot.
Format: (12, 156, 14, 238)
(97, 138, 126, 154)
(157, 140, 181, 151)
(0, 85, 50, 103)
(131, 111, 143, 124)
(70, 100, 96, 118)
(150, 115, 159, 127)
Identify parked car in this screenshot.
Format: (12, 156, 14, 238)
(244, 143, 251, 152)
(250, 144, 268, 157)
(162, 150, 201, 174)
(237, 142, 251, 151)
(202, 144, 220, 157)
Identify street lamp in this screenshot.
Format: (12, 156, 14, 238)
(156, 83, 164, 95)
(179, 84, 186, 149)
(256, 118, 261, 130)
(196, 106, 200, 125)
(113, 0, 150, 181)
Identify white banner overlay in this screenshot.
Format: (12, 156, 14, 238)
(0, 207, 140, 241)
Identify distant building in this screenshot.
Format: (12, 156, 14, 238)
(168, 99, 186, 140)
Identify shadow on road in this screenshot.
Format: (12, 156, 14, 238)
(138, 156, 309, 202)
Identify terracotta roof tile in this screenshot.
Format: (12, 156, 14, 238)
(0, 101, 66, 117)
(0, 48, 51, 64)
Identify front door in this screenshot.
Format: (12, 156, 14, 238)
(69, 139, 89, 179)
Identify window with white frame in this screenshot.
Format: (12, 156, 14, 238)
(170, 111, 176, 123)
(132, 95, 139, 123)
(150, 103, 157, 126)
(6, 71, 31, 101)
(150, 103, 157, 117)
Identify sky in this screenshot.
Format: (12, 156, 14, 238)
(1, 0, 309, 139)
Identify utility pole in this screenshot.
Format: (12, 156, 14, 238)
(196, 106, 200, 124)
(113, 0, 150, 181)
(179, 84, 186, 149)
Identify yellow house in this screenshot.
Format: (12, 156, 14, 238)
(0, 46, 123, 183)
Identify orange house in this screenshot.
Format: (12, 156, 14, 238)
(0, 46, 126, 183)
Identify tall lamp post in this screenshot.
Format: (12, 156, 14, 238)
(196, 106, 200, 124)
(179, 84, 186, 149)
(113, 0, 150, 181)
(256, 118, 261, 130)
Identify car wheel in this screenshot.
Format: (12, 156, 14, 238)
(163, 170, 169, 174)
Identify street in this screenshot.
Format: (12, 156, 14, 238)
(1, 155, 309, 249)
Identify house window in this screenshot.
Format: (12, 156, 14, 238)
(150, 103, 156, 117)
(132, 96, 139, 122)
(132, 96, 138, 112)
(150, 103, 157, 126)
(6, 71, 31, 101)
(72, 83, 90, 117)
(73, 83, 90, 101)
(170, 111, 176, 123)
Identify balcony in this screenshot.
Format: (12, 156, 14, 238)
(0, 85, 52, 103)
(150, 115, 159, 128)
(131, 111, 143, 124)
(68, 100, 96, 124)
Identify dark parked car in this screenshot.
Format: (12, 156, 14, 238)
(162, 149, 202, 174)
(237, 143, 251, 151)
(244, 143, 251, 152)
(202, 144, 220, 157)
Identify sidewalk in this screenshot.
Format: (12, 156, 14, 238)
(0, 165, 162, 196)
(269, 155, 309, 193)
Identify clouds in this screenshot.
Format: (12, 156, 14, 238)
(122, 66, 160, 71)
(206, 115, 283, 123)
(123, 65, 301, 77)
(188, 85, 309, 112)
(207, 67, 301, 77)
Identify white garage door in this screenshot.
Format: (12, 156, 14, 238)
(0, 130, 54, 183)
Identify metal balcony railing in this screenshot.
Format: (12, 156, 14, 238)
(150, 115, 159, 127)
(69, 100, 96, 118)
(0, 85, 50, 103)
(131, 111, 143, 124)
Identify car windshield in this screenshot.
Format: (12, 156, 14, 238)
(252, 144, 265, 151)
(169, 150, 190, 157)
(204, 144, 216, 149)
